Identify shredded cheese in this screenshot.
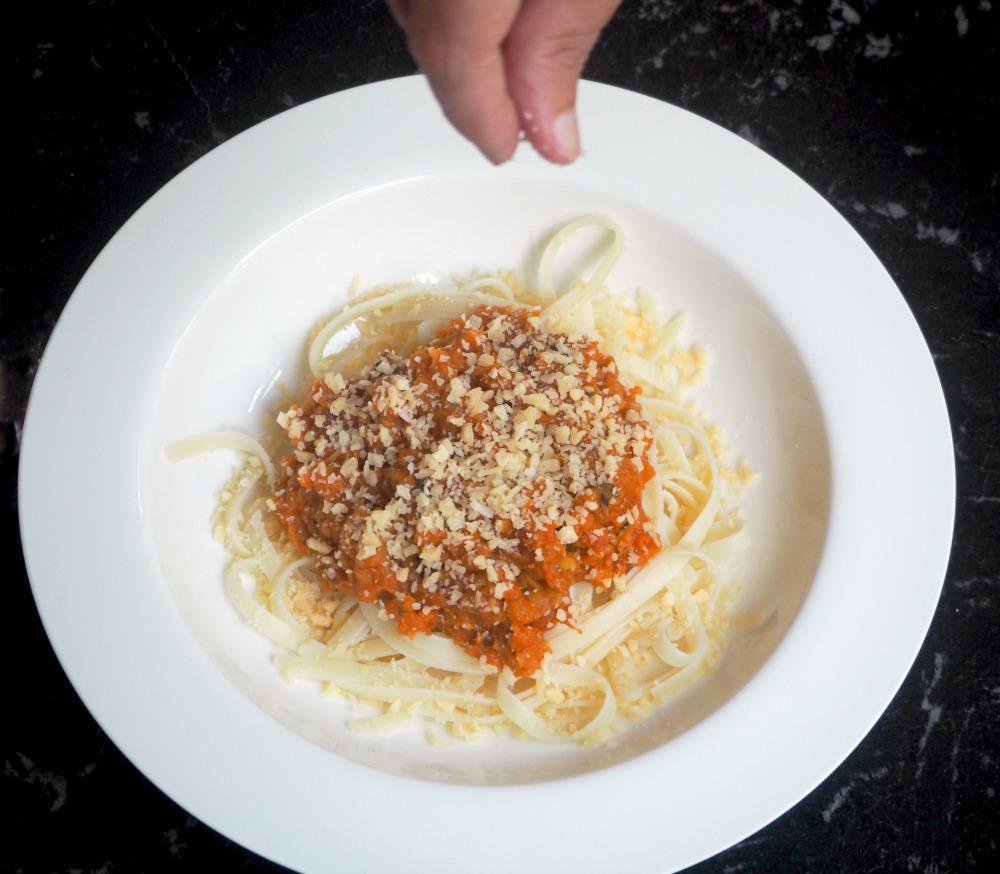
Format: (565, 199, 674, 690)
(173, 216, 753, 744)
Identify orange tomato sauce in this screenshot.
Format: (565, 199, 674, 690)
(272, 305, 660, 676)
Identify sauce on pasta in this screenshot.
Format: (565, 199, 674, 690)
(273, 306, 659, 677)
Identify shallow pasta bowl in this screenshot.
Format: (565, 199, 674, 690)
(19, 76, 954, 873)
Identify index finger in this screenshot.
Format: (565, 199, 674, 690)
(387, 0, 524, 164)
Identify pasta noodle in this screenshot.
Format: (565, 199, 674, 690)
(172, 217, 751, 744)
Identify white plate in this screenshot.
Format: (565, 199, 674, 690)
(20, 76, 953, 874)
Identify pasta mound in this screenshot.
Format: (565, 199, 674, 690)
(171, 217, 753, 744)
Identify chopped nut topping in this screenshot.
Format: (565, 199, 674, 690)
(273, 306, 659, 676)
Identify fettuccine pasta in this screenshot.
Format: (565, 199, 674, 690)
(169, 217, 752, 744)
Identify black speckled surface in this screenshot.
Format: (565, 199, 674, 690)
(3, 1, 997, 872)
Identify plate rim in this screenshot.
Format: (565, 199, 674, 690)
(19, 74, 955, 874)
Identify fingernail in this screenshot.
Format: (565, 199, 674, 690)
(551, 108, 580, 163)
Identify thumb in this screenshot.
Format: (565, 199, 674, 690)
(503, 0, 620, 164)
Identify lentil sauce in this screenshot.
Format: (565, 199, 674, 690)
(273, 305, 659, 676)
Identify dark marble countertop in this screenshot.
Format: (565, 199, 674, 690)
(3, 2, 997, 872)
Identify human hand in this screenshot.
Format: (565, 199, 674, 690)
(386, 0, 621, 165)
